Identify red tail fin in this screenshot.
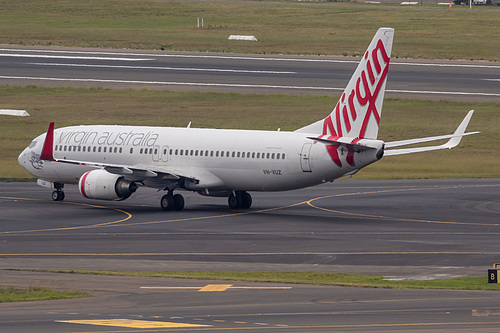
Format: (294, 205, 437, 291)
(40, 122, 55, 161)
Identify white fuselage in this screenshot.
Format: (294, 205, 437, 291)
(18, 125, 382, 194)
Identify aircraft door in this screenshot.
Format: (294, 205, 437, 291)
(300, 143, 312, 172)
(161, 145, 169, 162)
(152, 145, 160, 162)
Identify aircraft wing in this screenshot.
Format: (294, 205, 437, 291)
(49, 156, 191, 181)
(384, 110, 479, 156)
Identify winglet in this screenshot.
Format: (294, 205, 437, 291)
(40, 122, 55, 161)
(442, 110, 474, 149)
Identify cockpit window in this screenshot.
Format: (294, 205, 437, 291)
(28, 140, 37, 149)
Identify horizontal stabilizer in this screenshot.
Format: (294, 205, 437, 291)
(385, 110, 478, 156)
(307, 136, 377, 152)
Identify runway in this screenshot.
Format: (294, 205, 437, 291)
(2, 43, 500, 331)
(1, 46, 500, 101)
(1, 179, 500, 332)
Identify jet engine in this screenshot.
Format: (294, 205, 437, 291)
(78, 169, 137, 200)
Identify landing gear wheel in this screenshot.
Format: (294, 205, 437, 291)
(161, 193, 185, 211)
(240, 192, 252, 209)
(160, 194, 174, 211)
(52, 190, 65, 201)
(228, 193, 242, 209)
(173, 194, 185, 211)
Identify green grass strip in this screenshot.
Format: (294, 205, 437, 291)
(1, 0, 500, 60)
(3, 86, 498, 180)
(0, 286, 89, 303)
(40, 270, 500, 291)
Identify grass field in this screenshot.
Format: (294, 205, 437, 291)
(1, 1, 498, 179)
(1, 86, 497, 180)
(0, 0, 500, 60)
(0, 286, 89, 303)
(43, 270, 500, 291)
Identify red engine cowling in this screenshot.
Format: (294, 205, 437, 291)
(78, 169, 137, 200)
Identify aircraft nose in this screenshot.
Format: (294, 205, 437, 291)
(18, 148, 28, 169)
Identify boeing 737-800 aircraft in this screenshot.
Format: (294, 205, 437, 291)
(18, 28, 478, 211)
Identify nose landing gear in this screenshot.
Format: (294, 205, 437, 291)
(51, 183, 65, 201)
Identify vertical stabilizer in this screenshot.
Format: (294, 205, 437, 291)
(40, 122, 55, 161)
(295, 28, 394, 140)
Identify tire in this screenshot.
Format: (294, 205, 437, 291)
(240, 192, 252, 209)
(173, 194, 185, 211)
(228, 193, 241, 209)
(160, 194, 174, 211)
(52, 190, 64, 201)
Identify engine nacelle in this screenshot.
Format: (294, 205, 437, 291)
(79, 169, 138, 201)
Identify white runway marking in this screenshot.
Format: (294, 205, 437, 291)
(0, 75, 338, 91)
(2, 75, 500, 97)
(28, 62, 296, 75)
(2, 47, 500, 69)
(0, 53, 151, 61)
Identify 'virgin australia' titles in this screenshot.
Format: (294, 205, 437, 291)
(57, 128, 160, 147)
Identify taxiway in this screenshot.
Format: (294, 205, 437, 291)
(1, 179, 500, 332)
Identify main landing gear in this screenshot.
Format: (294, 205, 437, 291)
(51, 183, 65, 201)
(228, 191, 252, 210)
(160, 191, 185, 211)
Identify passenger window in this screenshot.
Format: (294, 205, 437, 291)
(98, 147, 101, 153)
(130, 148, 133, 154)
